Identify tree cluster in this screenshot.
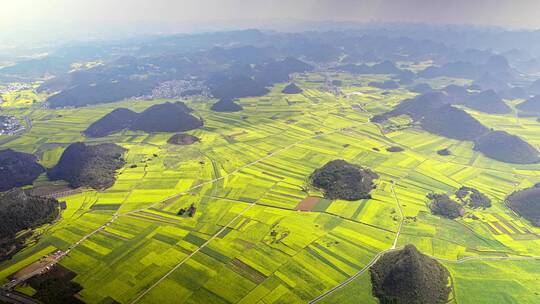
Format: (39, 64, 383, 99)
(310, 160, 378, 201)
(370, 244, 451, 304)
(47, 142, 126, 190)
(0, 189, 59, 260)
(84, 102, 203, 137)
(428, 193, 463, 219)
(456, 186, 491, 208)
(0, 149, 45, 192)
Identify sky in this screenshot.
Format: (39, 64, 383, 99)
(1, 0, 539, 43)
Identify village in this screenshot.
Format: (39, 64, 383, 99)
(0, 115, 25, 135)
(0, 83, 32, 95)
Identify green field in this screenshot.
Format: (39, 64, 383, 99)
(1, 73, 540, 303)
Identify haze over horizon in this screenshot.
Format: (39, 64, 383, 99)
(2, 0, 540, 44)
(3, 1, 540, 303)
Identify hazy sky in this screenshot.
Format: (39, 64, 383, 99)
(1, 0, 539, 43)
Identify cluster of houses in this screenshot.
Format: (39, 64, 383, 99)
(0, 83, 32, 95)
(0, 115, 24, 135)
(150, 79, 211, 100)
(322, 77, 344, 96)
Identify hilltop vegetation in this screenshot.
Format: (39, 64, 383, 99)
(474, 131, 539, 164)
(210, 98, 243, 112)
(167, 133, 200, 145)
(418, 55, 515, 81)
(28, 265, 84, 304)
(420, 104, 488, 140)
(83, 108, 139, 137)
(208, 57, 312, 100)
(282, 83, 303, 94)
(47, 142, 126, 190)
(370, 244, 451, 304)
(507, 186, 540, 226)
(35, 44, 313, 108)
(46, 79, 156, 108)
(465, 90, 511, 114)
(441, 85, 512, 115)
(130, 102, 203, 132)
(409, 83, 432, 94)
(516, 95, 540, 113)
(373, 92, 539, 163)
(507, 86, 528, 99)
(0, 149, 45, 192)
(386, 146, 404, 152)
(371, 92, 448, 123)
(257, 57, 313, 84)
(372, 93, 488, 140)
(368, 80, 399, 89)
(437, 148, 451, 156)
(209, 75, 269, 100)
(0, 189, 59, 260)
(472, 73, 509, 92)
(338, 61, 403, 75)
(84, 102, 203, 137)
(428, 193, 463, 219)
(456, 186, 491, 208)
(310, 160, 378, 201)
(441, 84, 469, 103)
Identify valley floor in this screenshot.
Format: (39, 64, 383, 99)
(2, 73, 540, 303)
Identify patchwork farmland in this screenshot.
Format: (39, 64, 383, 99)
(2, 73, 540, 304)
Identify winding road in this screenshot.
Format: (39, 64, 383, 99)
(309, 180, 405, 304)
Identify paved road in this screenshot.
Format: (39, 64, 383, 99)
(309, 180, 405, 304)
(433, 255, 540, 263)
(308, 105, 540, 303)
(0, 289, 40, 304)
(5, 128, 350, 292)
(308, 178, 540, 303)
(310, 249, 540, 304)
(6, 104, 540, 303)
(129, 201, 258, 304)
(3, 253, 66, 290)
(390, 181, 404, 250)
(128, 128, 353, 303)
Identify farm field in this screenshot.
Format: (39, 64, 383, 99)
(2, 72, 540, 304)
